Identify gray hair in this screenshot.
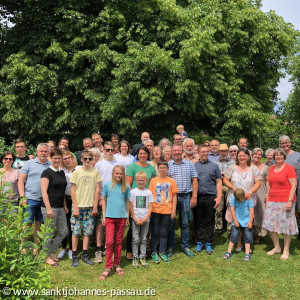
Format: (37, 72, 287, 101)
(143, 139, 154, 145)
(252, 148, 263, 156)
(89, 147, 101, 158)
(37, 143, 49, 151)
(182, 138, 195, 147)
(158, 138, 172, 149)
(229, 145, 238, 151)
(265, 148, 274, 157)
(273, 148, 286, 160)
(279, 135, 290, 144)
(162, 145, 172, 153)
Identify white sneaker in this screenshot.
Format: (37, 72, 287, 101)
(57, 249, 66, 259)
(95, 251, 103, 263)
(68, 250, 73, 259)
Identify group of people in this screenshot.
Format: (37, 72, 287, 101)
(1, 128, 299, 280)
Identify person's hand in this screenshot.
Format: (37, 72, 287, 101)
(235, 222, 240, 228)
(102, 217, 106, 226)
(126, 218, 130, 226)
(64, 207, 69, 214)
(190, 195, 197, 209)
(171, 211, 176, 219)
(248, 222, 253, 229)
(139, 218, 146, 225)
(73, 208, 80, 218)
(46, 208, 54, 218)
(286, 201, 292, 211)
(245, 192, 252, 200)
(20, 197, 27, 206)
(214, 198, 221, 209)
(91, 207, 98, 217)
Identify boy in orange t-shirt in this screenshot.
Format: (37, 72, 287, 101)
(149, 161, 178, 263)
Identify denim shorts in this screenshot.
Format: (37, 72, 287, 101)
(230, 225, 253, 244)
(71, 207, 95, 237)
(23, 199, 44, 224)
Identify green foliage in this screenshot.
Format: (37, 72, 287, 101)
(0, 137, 35, 157)
(0, 0, 297, 148)
(0, 174, 53, 299)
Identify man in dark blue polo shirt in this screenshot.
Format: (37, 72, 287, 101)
(194, 144, 222, 254)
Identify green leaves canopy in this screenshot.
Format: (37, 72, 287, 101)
(0, 0, 297, 147)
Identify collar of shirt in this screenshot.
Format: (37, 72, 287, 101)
(50, 166, 62, 172)
(35, 158, 51, 165)
(170, 159, 186, 165)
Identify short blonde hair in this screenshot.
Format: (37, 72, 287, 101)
(234, 188, 245, 203)
(176, 124, 184, 130)
(135, 171, 148, 181)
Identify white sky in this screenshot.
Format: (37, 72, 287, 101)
(261, 0, 300, 102)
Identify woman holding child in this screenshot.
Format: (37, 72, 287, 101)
(263, 148, 298, 260)
(223, 148, 261, 250)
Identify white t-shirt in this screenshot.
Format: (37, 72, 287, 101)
(95, 159, 118, 195)
(130, 188, 154, 222)
(114, 153, 134, 171)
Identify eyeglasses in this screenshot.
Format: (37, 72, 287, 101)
(15, 146, 25, 148)
(280, 142, 290, 145)
(63, 157, 71, 161)
(52, 157, 62, 161)
(158, 166, 168, 170)
(82, 157, 93, 161)
(59, 148, 66, 151)
(105, 149, 114, 152)
(3, 157, 13, 161)
(229, 150, 237, 153)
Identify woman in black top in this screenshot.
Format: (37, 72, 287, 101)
(41, 149, 68, 266)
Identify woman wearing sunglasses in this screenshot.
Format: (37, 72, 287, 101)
(0, 151, 19, 214)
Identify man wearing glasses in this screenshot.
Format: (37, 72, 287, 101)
(18, 143, 51, 249)
(13, 138, 33, 169)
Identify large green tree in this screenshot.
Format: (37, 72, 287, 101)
(0, 0, 297, 148)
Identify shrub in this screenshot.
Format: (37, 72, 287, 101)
(0, 173, 53, 299)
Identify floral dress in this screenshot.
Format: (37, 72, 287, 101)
(224, 165, 261, 223)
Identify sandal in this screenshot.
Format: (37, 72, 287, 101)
(244, 254, 251, 262)
(267, 248, 281, 256)
(223, 252, 232, 260)
(114, 265, 124, 275)
(99, 268, 114, 280)
(280, 251, 290, 260)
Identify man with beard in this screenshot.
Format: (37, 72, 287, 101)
(182, 138, 199, 163)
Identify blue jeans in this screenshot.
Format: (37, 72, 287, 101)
(151, 213, 170, 254)
(168, 193, 191, 250)
(23, 199, 44, 224)
(230, 225, 253, 244)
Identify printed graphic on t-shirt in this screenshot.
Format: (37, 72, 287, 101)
(135, 196, 147, 209)
(155, 182, 170, 204)
(81, 176, 92, 185)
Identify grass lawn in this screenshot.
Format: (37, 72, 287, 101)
(50, 228, 300, 300)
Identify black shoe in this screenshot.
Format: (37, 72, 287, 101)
(82, 255, 95, 265)
(72, 256, 79, 267)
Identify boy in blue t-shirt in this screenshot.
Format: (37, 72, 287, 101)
(223, 188, 254, 262)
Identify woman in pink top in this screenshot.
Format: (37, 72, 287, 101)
(263, 148, 298, 260)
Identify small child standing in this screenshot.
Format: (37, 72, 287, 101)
(149, 161, 178, 264)
(130, 171, 154, 268)
(99, 165, 130, 280)
(176, 124, 187, 138)
(223, 188, 254, 262)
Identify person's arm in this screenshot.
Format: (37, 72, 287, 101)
(91, 182, 100, 217)
(129, 201, 138, 224)
(230, 206, 239, 227)
(171, 193, 177, 219)
(126, 175, 133, 189)
(125, 197, 130, 226)
(140, 202, 153, 225)
(41, 177, 54, 218)
(214, 178, 222, 209)
(248, 207, 254, 228)
(286, 177, 297, 211)
(245, 179, 261, 200)
(265, 172, 270, 205)
(71, 183, 79, 218)
(18, 172, 27, 205)
(102, 196, 107, 226)
(223, 176, 235, 191)
(190, 177, 198, 208)
(64, 196, 68, 214)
